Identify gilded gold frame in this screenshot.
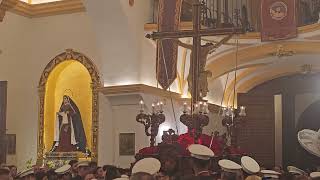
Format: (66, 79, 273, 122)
(37, 49, 101, 163)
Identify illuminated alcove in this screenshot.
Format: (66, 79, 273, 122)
(43, 60, 92, 153)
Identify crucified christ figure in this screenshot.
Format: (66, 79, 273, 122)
(177, 34, 232, 98)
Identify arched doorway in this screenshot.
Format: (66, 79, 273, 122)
(296, 100, 320, 169)
(38, 49, 101, 162)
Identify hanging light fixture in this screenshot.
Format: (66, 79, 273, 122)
(221, 36, 246, 140)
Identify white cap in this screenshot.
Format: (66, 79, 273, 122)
(310, 172, 320, 179)
(188, 144, 214, 160)
(241, 156, 260, 174)
(76, 161, 90, 167)
(131, 158, 161, 175)
(298, 129, 320, 158)
(55, 164, 71, 175)
(218, 159, 242, 173)
(17, 168, 34, 178)
(287, 166, 305, 175)
(261, 170, 281, 179)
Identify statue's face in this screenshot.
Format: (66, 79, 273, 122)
(63, 96, 68, 104)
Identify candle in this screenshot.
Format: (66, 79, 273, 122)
(157, 102, 160, 113)
(204, 102, 208, 114)
(151, 103, 155, 114)
(183, 102, 187, 112)
(195, 104, 199, 114)
(239, 106, 246, 117)
(221, 107, 227, 117)
(199, 101, 203, 113)
(139, 100, 144, 112)
(159, 101, 164, 112)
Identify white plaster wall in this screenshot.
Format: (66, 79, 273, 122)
(83, 0, 152, 86)
(107, 95, 149, 168)
(98, 93, 114, 166)
(0, 13, 37, 169)
(0, 12, 101, 170)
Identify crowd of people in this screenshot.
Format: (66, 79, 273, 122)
(0, 144, 319, 180)
(0, 161, 127, 180)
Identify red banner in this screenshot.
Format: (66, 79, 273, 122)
(261, 0, 297, 41)
(156, 0, 182, 90)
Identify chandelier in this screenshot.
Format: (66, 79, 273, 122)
(220, 37, 246, 144)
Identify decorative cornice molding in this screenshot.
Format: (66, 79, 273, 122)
(99, 84, 221, 113)
(6, 0, 84, 18)
(0, 0, 19, 21)
(100, 84, 182, 100)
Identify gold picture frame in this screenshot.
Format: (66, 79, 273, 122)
(38, 49, 101, 163)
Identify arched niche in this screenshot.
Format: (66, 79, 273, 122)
(38, 49, 101, 162)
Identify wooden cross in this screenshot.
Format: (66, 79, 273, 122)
(146, 0, 245, 111)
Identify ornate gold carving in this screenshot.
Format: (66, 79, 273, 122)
(8, 0, 84, 18)
(38, 49, 101, 163)
(269, 44, 295, 58)
(0, 0, 19, 22)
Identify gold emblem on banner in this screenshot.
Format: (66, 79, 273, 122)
(269, 1, 288, 21)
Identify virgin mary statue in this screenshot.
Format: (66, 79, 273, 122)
(50, 95, 87, 153)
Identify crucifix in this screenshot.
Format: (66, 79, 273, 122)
(146, 0, 244, 113)
(147, 0, 244, 143)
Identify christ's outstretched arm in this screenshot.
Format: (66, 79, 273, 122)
(176, 40, 193, 49)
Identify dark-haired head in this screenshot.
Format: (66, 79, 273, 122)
(104, 165, 120, 180)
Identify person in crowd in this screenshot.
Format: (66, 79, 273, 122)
(55, 164, 72, 180)
(8, 165, 17, 179)
(88, 162, 97, 174)
(241, 156, 261, 180)
(181, 144, 216, 180)
(156, 144, 182, 180)
(130, 158, 161, 179)
(95, 167, 104, 180)
(130, 172, 155, 180)
(46, 169, 58, 180)
(219, 159, 243, 180)
(0, 167, 10, 180)
(17, 168, 36, 180)
(35, 171, 48, 180)
(73, 161, 90, 180)
(103, 165, 120, 180)
(69, 160, 78, 178)
(84, 173, 95, 180)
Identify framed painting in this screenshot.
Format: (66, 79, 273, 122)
(6, 134, 16, 155)
(119, 133, 135, 156)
